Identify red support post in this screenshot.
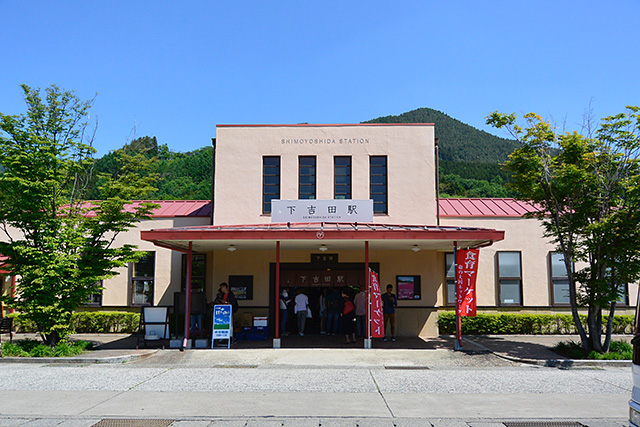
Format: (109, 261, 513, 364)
(275, 241, 281, 339)
(182, 241, 193, 350)
(453, 241, 462, 350)
(365, 241, 370, 345)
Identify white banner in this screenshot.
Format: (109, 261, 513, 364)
(271, 199, 373, 223)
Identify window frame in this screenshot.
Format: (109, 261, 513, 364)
(262, 156, 281, 214)
(130, 252, 155, 306)
(84, 280, 103, 307)
(181, 253, 207, 293)
(445, 252, 456, 306)
(369, 155, 388, 214)
(334, 156, 352, 200)
(549, 252, 572, 306)
(298, 155, 317, 200)
(496, 251, 523, 306)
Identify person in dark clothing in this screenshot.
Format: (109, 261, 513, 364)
(326, 287, 343, 335)
(214, 282, 238, 313)
(340, 289, 356, 343)
(381, 284, 397, 342)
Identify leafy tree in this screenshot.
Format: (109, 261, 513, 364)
(487, 107, 640, 353)
(0, 85, 158, 345)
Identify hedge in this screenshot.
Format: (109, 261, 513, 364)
(437, 312, 635, 335)
(8, 311, 140, 334)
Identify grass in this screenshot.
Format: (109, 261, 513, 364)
(553, 339, 632, 360)
(0, 339, 93, 357)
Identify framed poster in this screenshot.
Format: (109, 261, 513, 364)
(229, 275, 253, 300)
(396, 275, 421, 300)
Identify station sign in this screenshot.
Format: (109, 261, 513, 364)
(271, 199, 373, 223)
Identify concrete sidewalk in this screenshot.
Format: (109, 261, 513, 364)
(0, 333, 633, 367)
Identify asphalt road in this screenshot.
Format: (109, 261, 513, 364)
(0, 349, 631, 426)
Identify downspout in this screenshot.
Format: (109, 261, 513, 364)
(210, 137, 216, 226)
(435, 137, 440, 226)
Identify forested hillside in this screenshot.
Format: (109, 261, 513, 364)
(85, 107, 516, 200)
(366, 108, 517, 197)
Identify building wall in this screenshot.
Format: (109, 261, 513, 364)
(214, 124, 436, 226)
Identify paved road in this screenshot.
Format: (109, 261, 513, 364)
(0, 348, 631, 426)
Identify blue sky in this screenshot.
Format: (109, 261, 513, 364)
(1, 1, 638, 156)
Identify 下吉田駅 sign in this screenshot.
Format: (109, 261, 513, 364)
(271, 199, 373, 223)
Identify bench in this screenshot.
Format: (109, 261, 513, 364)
(0, 317, 13, 343)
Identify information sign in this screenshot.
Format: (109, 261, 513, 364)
(271, 199, 373, 223)
(212, 305, 233, 348)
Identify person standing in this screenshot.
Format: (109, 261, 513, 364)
(326, 287, 343, 335)
(381, 284, 397, 342)
(294, 288, 309, 336)
(279, 288, 290, 336)
(318, 288, 328, 334)
(353, 285, 367, 337)
(340, 289, 356, 344)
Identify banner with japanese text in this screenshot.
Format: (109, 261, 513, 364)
(456, 249, 479, 317)
(369, 269, 384, 338)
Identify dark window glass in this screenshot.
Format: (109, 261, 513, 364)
(370, 156, 387, 214)
(132, 252, 155, 306)
(263, 156, 280, 214)
(497, 252, 522, 305)
(182, 254, 207, 293)
(299, 156, 316, 200)
(445, 253, 456, 305)
(334, 156, 351, 200)
(550, 252, 570, 304)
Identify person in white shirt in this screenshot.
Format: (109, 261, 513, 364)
(294, 288, 309, 336)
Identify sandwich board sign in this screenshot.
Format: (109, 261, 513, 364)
(212, 304, 233, 348)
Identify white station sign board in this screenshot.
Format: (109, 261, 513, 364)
(271, 199, 373, 223)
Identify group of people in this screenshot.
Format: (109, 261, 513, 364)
(279, 284, 398, 343)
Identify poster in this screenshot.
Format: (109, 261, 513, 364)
(212, 304, 232, 339)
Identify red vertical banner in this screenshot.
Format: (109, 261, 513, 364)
(369, 269, 384, 338)
(456, 249, 479, 317)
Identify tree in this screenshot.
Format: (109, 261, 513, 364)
(487, 107, 640, 353)
(0, 84, 158, 345)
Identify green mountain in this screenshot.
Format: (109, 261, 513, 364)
(365, 107, 518, 163)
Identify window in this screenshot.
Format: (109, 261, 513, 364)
(131, 252, 155, 306)
(299, 156, 316, 199)
(263, 156, 280, 214)
(182, 253, 206, 292)
(497, 251, 522, 305)
(370, 156, 387, 214)
(550, 252, 570, 305)
(334, 156, 352, 199)
(445, 253, 456, 305)
(85, 281, 103, 307)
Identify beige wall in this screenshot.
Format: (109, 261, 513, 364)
(214, 124, 436, 226)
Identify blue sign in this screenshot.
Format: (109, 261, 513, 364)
(213, 304, 232, 340)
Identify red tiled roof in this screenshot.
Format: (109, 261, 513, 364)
(143, 200, 211, 218)
(439, 198, 541, 217)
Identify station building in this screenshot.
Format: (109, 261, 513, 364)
(6, 123, 636, 338)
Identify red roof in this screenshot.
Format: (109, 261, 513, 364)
(439, 198, 540, 217)
(144, 200, 211, 218)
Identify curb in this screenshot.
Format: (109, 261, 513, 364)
(462, 337, 631, 368)
(0, 350, 157, 364)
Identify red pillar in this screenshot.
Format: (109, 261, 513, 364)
(365, 241, 370, 341)
(182, 242, 193, 349)
(275, 241, 281, 339)
(453, 241, 462, 350)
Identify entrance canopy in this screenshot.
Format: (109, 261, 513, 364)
(141, 222, 505, 252)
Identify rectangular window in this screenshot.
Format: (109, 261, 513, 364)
(131, 252, 155, 306)
(84, 281, 103, 307)
(181, 254, 206, 293)
(497, 251, 522, 305)
(334, 156, 352, 200)
(550, 252, 570, 305)
(370, 156, 388, 214)
(263, 156, 280, 214)
(299, 156, 316, 199)
(445, 253, 456, 305)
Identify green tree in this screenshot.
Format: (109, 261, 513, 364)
(0, 84, 158, 345)
(487, 107, 640, 353)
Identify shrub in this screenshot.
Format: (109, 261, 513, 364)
(7, 311, 140, 334)
(0, 339, 92, 357)
(553, 339, 632, 360)
(437, 312, 634, 335)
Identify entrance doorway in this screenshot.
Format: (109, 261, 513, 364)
(268, 258, 379, 337)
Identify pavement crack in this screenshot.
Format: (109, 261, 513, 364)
(369, 369, 394, 418)
(76, 367, 174, 416)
